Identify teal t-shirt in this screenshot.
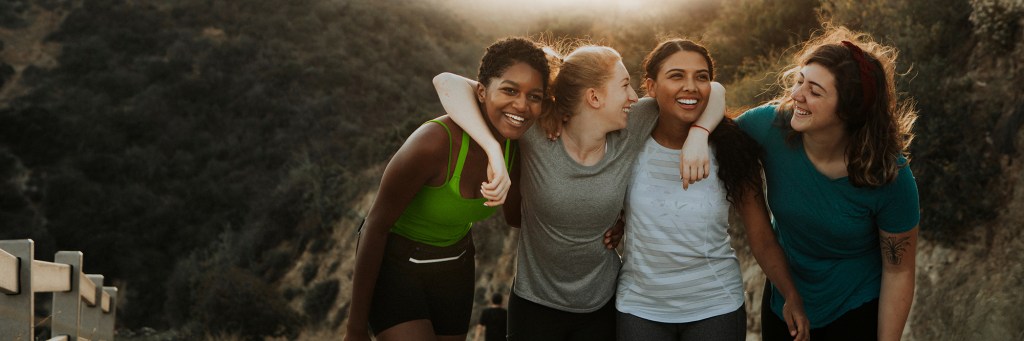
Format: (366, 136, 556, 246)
(736, 105, 920, 328)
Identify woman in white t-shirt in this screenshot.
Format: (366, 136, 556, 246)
(615, 39, 809, 341)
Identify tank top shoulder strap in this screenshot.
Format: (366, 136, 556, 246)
(504, 139, 516, 170)
(449, 131, 472, 192)
(425, 119, 454, 185)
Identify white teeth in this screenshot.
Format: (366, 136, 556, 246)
(794, 107, 810, 116)
(623, 108, 631, 114)
(504, 113, 525, 122)
(677, 99, 698, 105)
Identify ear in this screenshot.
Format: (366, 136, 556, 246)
(476, 82, 487, 103)
(644, 78, 657, 98)
(585, 87, 603, 109)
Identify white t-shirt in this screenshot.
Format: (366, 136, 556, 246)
(616, 136, 744, 323)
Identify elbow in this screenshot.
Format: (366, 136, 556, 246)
(711, 81, 726, 93)
(433, 72, 454, 89)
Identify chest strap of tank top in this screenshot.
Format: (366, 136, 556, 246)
(452, 133, 516, 187)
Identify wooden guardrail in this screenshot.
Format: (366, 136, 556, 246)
(1, 239, 117, 341)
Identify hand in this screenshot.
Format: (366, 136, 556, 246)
(679, 126, 711, 190)
(481, 153, 510, 206)
(603, 212, 625, 249)
(782, 296, 810, 341)
(545, 112, 570, 141)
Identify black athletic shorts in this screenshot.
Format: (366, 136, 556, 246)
(368, 232, 476, 336)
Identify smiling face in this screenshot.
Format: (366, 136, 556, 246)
(789, 63, 842, 134)
(646, 50, 711, 124)
(597, 60, 639, 130)
(476, 62, 545, 139)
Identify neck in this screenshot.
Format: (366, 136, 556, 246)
(562, 110, 610, 165)
(651, 114, 687, 149)
(802, 127, 849, 163)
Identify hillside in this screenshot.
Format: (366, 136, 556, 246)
(1, 0, 1021, 339)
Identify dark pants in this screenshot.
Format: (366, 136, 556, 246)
(507, 291, 616, 341)
(367, 232, 476, 336)
(761, 281, 879, 341)
(617, 305, 746, 341)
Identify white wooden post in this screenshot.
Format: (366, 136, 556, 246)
(0, 239, 34, 340)
(99, 286, 117, 341)
(81, 274, 105, 341)
(52, 251, 84, 340)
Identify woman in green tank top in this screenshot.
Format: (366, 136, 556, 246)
(344, 37, 553, 341)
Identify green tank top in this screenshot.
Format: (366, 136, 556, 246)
(390, 120, 516, 246)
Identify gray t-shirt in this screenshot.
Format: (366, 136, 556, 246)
(513, 97, 660, 312)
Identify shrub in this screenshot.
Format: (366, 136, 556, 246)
(303, 279, 340, 323)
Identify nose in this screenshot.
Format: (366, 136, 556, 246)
(683, 76, 697, 92)
(790, 84, 805, 103)
(512, 94, 527, 111)
(628, 86, 639, 103)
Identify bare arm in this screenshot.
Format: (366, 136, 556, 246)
(343, 125, 447, 341)
(738, 186, 809, 341)
(878, 226, 918, 341)
(679, 82, 726, 189)
(433, 72, 509, 206)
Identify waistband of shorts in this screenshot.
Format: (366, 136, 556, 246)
(385, 231, 474, 262)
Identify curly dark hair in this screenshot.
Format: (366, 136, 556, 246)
(477, 37, 552, 92)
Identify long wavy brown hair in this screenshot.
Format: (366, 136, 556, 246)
(772, 25, 918, 188)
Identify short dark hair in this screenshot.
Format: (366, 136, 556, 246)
(477, 37, 551, 92)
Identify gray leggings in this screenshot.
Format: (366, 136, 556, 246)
(616, 305, 746, 341)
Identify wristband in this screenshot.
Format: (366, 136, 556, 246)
(690, 124, 711, 135)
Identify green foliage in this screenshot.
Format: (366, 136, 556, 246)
(302, 279, 340, 323)
(192, 267, 302, 340)
(0, 0, 29, 28)
(0, 61, 12, 87)
(0, 0, 483, 329)
(970, 0, 1023, 51)
(703, 0, 820, 84)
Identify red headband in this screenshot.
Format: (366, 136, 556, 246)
(841, 40, 877, 109)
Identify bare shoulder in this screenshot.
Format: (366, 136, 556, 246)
(401, 116, 455, 157)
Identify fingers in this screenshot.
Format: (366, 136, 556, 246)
(603, 228, 623, 249)
(481, 163, 510, 207)
(681, 163, 691, 190)
(785, 308, 810, 341)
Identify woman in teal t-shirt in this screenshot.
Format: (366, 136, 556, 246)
(735, 26, 920, 341)
(344, 37, 552, 341)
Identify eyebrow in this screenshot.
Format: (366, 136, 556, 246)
(799, 72, 827, 94)
(665, 68, 710, 74)
(503, 79, 544, 93)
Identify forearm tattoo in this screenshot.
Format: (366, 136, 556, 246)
(881, 236, 911, 265)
